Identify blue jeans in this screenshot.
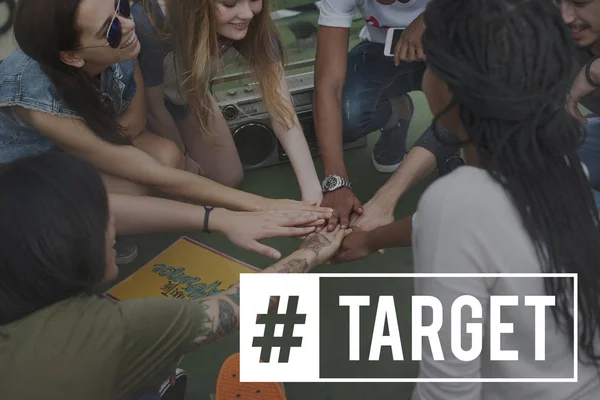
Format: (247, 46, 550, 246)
(341, 40, 425, 142)
(577, 117, 600, 209)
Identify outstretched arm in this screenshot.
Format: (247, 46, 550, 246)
(269, 63, 322, 204)
(189, 227, 351, 348)
(313, 26, 364, 230)
(109, 193, 326, 259)
(15, 108, 332, 216)
(331, 216, 413, 264)
(191, 250, 314, 347)
(351, 148, 436, 232)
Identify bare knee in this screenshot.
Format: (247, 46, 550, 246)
(154, 138, 185, 169)
(228, 167, 244, 188)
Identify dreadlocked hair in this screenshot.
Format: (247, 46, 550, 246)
(422, 0, 600, 366)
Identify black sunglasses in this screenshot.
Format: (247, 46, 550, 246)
(106, 0, 132, 48)
(77, 0, 132, 50)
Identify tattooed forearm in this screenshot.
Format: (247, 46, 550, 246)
(193, 296, 239, 347)
(279, 258, 310, 273)
(298, 233, 332, 257)
(190, 245, 318, 348)
(225, 284, 240, 306)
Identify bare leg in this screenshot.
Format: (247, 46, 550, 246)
(132, 130, 185, 170)
(100, 130, 186, 197)
(175, 96, 244, 188)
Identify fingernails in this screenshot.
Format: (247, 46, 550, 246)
(273, 251, 281, 259)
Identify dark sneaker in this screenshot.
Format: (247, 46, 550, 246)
(372, 94, 414, 173)
(115, 237, 138, 265)
(438, 154, 465, 177)
(160, 368, 187, 400)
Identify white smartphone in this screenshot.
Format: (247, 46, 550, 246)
(384, 28, 404, 57)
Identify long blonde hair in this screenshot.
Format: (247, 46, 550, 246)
(140, 0, 295, 137)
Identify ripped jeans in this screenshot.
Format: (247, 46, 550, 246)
(340, 40, 461, 167)
(341, 40, 425, 142)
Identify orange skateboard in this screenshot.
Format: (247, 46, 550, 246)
(215, 353, 286, 400)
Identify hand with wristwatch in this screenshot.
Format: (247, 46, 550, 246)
(320, 174, 364, 231)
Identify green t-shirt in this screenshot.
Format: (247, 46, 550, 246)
(0, 295, 205, 400)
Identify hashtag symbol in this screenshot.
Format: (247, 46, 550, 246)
(252, 295, 306, 363)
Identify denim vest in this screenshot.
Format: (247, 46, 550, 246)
(0, 50, 137, 164)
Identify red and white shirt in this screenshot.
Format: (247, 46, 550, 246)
(318, 0, 431, 44)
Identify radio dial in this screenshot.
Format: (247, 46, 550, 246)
(222, 105, 238, 121)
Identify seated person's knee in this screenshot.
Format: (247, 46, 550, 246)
(341, 96, 371, 142)
(156, 138, 185, 169)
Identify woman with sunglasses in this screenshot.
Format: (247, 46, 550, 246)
(0, 0, 332, 219)
(130, 0, 324, 204)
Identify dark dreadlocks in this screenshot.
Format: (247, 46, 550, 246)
(422, 0, 600, 366)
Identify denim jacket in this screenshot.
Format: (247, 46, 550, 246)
(0, 49, 137, 164)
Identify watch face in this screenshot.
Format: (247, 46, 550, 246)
(323, 176, 340, 191)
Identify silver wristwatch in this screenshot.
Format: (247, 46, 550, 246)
(321, 174, 352, 192)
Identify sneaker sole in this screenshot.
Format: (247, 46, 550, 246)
(372, 151, 406, 173)
(116, 245, 138, 265)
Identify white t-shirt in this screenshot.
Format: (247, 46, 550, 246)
(411, 166, 600, 400)
(317, 0, 431, 44)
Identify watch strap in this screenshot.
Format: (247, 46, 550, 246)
(322, 174, 352, 192)
(338, 176, 352, 189)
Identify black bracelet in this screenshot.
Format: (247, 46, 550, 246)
(203, 206, 213, 233)
(586, 55, 600, 88)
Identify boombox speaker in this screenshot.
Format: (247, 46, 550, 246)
(212, 69, 366, 171)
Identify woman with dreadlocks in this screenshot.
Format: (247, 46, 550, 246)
(335, 0, 600, 397)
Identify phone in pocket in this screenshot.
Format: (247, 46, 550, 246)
(384, 28, 404, 57)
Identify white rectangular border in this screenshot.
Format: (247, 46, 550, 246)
(309, 272, 578, 383)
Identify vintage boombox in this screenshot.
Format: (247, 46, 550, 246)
(212, 70, 366, 171)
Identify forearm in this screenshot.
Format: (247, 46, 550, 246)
(109, 194, 245, 235)
(313, 85, 348, 177)
(369, 147, 437, 211)
(110, 194, 204, 234)
(87, 146, 266, 211)
(152, 171, 265, 211)
(191, 249, 318, 347)
(365, 215, 413, 249)
(18, 108, 265, 211)
(272, 123, 322, 199)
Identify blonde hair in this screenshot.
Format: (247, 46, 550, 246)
(139, 0, 295, 138)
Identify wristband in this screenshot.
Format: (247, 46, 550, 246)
(203, 206, 213, 233)
(585, 55, 600, 88)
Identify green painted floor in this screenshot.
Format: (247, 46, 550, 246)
(110, 93, 439, 399)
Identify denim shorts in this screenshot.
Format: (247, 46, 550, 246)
(164, 98, 191, 121)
